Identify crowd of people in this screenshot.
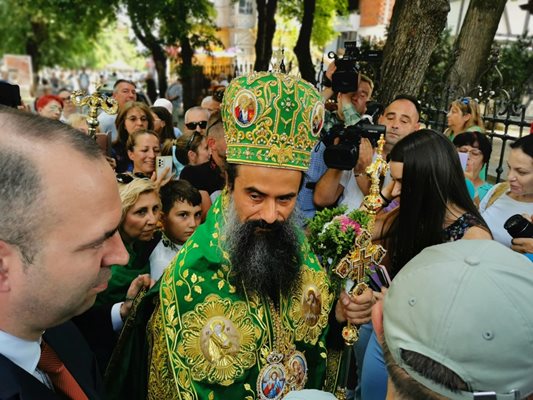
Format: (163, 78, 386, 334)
(0, 60, 532, 400)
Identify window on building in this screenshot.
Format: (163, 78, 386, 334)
(239, 0, 253, 14)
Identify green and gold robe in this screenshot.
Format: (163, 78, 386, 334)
(107, 192, 333, 400)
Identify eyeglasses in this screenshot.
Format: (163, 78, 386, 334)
(46, 104, 63, 112)
(185, 120, 207, 130)
(186, 131, 200, 150)
(116, 172, 150, 184)
(458, 147, 482, 157)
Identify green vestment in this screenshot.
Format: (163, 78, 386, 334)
(106, 191, 334, 400)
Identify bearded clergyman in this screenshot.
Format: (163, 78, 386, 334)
(105, 71, 374, 400)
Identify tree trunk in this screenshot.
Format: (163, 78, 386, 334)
(378, 0, 450, 106)
(26, 20, 46, 88)
(254, 0, 278, 72)
(445, 0, 507, 92)
(152, 45, 168, 100)
(294, 0, 316, 84)
(180, 36, 195, 111)
(130, 21, 168, 101)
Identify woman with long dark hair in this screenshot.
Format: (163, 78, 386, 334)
(379, 129, 491, 278)
(360, 129, 492, 399)
(150, 106, 175, 143)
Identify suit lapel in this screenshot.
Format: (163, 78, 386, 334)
(0, 353, 60, 399)
(43, 322, 102, 400)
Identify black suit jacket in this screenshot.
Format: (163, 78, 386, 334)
(0, 321, 103, 400)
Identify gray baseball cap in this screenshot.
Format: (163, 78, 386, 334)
(384, 240, 533, 400)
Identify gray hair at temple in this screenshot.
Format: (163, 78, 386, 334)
(0, 106, 104, 265)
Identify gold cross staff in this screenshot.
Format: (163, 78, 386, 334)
(334, 229, 386, 344)
(71, 84, 118, 139)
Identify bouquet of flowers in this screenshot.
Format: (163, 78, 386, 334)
(307, 205, 372, 270)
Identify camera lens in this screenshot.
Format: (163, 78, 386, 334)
(504, 214, 533, 239)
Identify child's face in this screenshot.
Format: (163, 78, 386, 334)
(162, 200, 202, 244)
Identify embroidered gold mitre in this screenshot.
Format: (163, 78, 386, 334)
(221, 72, 325, 171)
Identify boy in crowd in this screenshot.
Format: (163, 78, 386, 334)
(149, 180, 202, 280)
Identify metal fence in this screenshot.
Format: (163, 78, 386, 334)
(419, 87, 531, 183)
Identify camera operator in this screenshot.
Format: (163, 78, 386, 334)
(297, 62, 374, 219)
(313, 93, 421, 211)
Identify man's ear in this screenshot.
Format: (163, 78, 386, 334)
(0, 241, 17, 292)
(371, 297, 385, 345)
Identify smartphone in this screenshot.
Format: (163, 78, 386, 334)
(156, 155, 173, 178)
(458, 152, 468, 171)
(368, 264, 391, 290)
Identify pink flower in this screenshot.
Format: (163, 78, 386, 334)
(335, 215, 362, 234)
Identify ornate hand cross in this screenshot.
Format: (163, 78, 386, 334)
(71, 84, 118, 139)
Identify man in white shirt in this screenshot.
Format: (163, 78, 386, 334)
(314, 94, 421, 211)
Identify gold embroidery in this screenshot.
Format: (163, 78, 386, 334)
(148, 303, 194, 400)
(180, 294, 257, 385)
(290, 267, 332, 344)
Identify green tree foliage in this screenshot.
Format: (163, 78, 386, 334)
(124, 0, 219, 107)
(0, 0, 115, 74)
(497, 34, 533, 94)
(277, 0, 348, 81)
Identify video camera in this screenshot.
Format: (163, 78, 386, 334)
(327, 41, 382, 93)
(321, 120, 386, 170)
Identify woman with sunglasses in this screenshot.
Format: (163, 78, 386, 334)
(112, 101, 154, 173)
(453, 131, 493, 206)
(174, 131, 211, 167)
(445, 97, 485, 141)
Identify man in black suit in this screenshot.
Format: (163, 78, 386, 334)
(0, 107, 130, 399)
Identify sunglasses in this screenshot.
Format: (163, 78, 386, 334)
(460, 97, 472, 113)
(116, 172, 150, 184)
(185, 120, 207, 130)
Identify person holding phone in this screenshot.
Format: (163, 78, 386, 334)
(453, 131, 493, 206)
(359, 129, 492, 399)
(480, 134, 533, 249)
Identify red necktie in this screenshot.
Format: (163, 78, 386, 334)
(38, 340, 89, 400)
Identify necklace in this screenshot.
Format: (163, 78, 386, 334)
(256, 297, 308, 400)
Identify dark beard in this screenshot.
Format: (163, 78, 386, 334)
(224, 201, 302, 304)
